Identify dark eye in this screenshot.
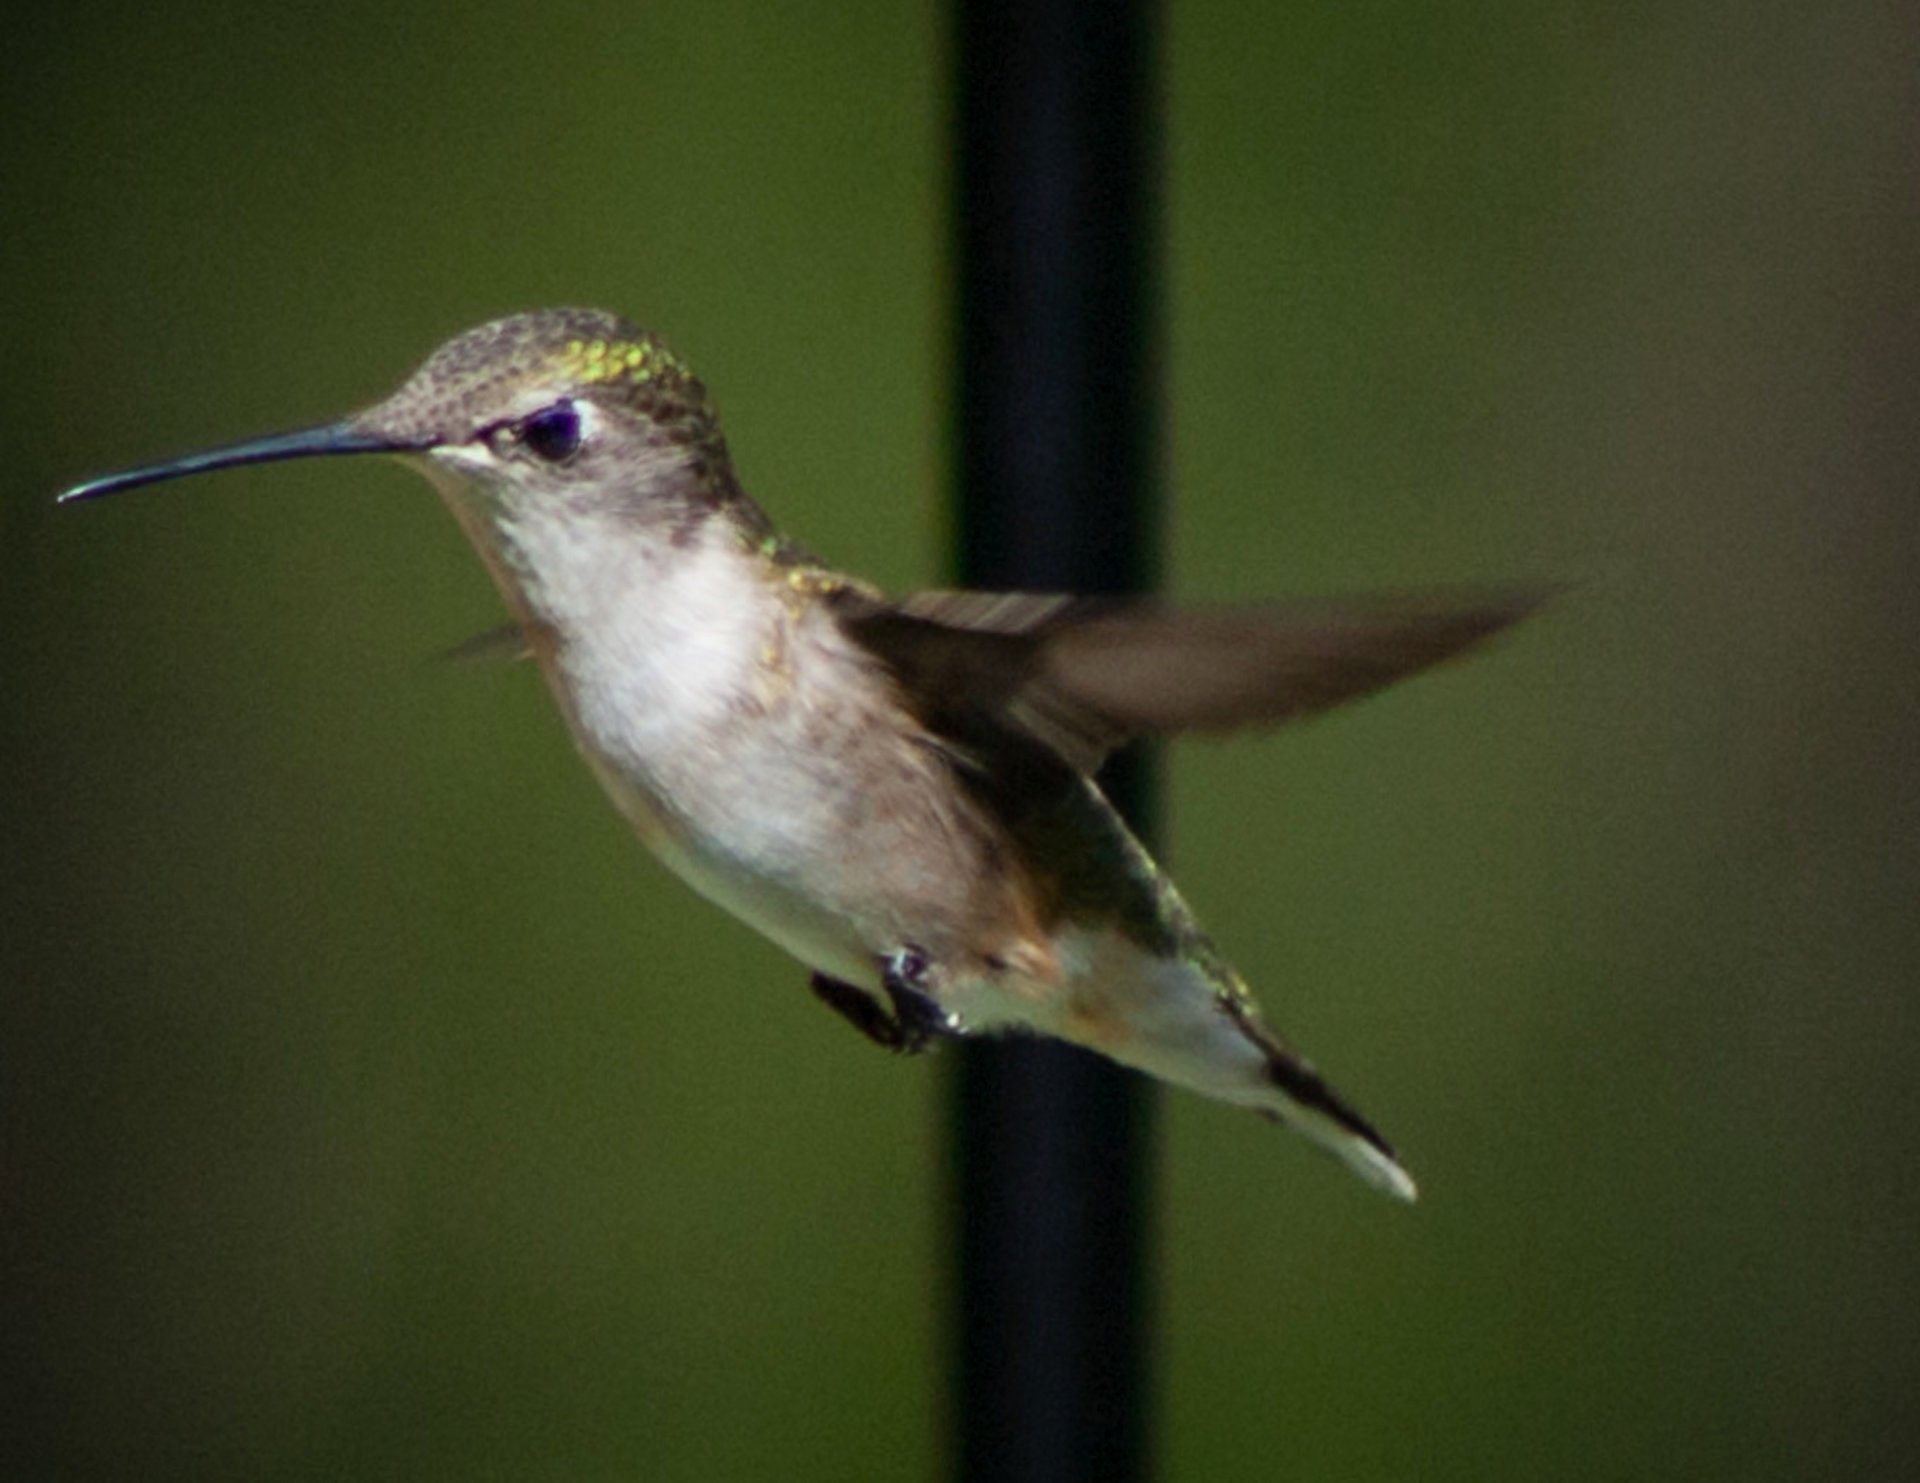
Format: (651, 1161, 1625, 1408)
(518, 401, 582, 463)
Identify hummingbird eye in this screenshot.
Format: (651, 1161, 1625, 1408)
(516, 401, 583, 463)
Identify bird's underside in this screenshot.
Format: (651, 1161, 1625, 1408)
(457, 560, 1543, 1200)
(778, 583, 1551, 1199)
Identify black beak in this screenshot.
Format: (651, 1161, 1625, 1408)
(58, 423, 432, 504)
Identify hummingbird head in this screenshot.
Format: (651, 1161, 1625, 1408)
(60, 309, 750, 545)
(352, 309, 739, 529)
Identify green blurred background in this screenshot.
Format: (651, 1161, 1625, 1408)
(4, 1, 1915, 1478)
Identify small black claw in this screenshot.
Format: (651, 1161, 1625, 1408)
(880, 947, 956, 1055)
(809, 972, 907, 1051)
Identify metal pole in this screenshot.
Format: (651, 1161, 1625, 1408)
(950, 2, 1160, 1480)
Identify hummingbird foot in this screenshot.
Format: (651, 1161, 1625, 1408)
(880, 946, 962, 1053)
(809, 971, 916, 1052)
(807, 954, 958, 1054)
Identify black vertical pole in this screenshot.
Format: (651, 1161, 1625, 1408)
(950, 4, 1159, 1482)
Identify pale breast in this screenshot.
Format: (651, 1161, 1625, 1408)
(546, 548, 1036, 989)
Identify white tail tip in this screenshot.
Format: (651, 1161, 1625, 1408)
(1346, 1140, 1420, 1203)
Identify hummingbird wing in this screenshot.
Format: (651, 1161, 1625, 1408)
(433, 623, 534, 665)
(836, 587, 1549, 780)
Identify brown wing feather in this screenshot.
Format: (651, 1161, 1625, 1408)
(836, 586, 1552, 778)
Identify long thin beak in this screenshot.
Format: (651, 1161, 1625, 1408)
(58, 422, 432, 504)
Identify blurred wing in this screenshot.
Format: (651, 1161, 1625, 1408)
(838, 587, 1551, 777)
(433, 623, 534, 665)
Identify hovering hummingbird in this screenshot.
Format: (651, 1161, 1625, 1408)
(62, 309, 1542, 1200)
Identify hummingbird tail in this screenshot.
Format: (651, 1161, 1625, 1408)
(1127, 983, 1418, 1198)
(1220, 1001, 1418, 1201)
(1045, 936, 1418, 1200)
(1253, 1064, 1419, 1202)
(1126, 1007, 1418, 1200)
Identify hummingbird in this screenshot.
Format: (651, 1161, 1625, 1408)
(61, 308, 1542, 1200)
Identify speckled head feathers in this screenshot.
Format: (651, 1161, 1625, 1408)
(355, 308, 718, 448)
(56, 309, 744, 525)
